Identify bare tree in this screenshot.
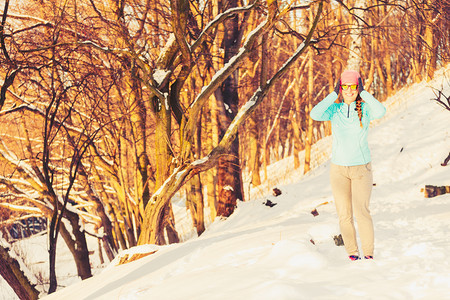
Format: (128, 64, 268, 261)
(138, 0, 324, 245)
(431, 77, 450, 166)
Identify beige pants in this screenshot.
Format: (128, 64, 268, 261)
(330, 163, 374, 257)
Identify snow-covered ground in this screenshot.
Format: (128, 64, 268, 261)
(2, 65, 450, 300)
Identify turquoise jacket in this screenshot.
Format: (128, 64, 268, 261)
(310, 90, 386, 166)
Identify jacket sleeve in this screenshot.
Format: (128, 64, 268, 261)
(310, 91, 338, 121)
(360, 90, 386, 120)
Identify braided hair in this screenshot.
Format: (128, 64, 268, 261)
(355, 95, 363, 128)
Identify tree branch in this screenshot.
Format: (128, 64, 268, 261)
(138, 1, 324, 245)
(0, 0, 11, 61)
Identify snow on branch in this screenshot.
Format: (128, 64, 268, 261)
(75, 41, 168, 103)
(184, 18, 270, 145)
(73, 210, 102, 224)
(0, 202, 41, 214)
(0, 99, 84, 136)
(0, 176, 34, 191)
(0, 144, 44, 191)
(290, 4, 313, 10)
(0, 103, 42, 117)
(0, 179, 41, 202)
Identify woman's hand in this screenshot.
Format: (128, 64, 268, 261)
(358, 77, 364, 94)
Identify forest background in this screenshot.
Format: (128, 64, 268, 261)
(0, 0, 448, 298)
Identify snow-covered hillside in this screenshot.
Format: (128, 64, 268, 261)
(3, 65, 450, 300)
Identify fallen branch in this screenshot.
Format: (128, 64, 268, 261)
(421, 185, 450, 198)
(441, 152, 450, 166)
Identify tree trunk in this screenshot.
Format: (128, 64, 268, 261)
(374, 33, 388, 98)
(292, 58, 307, 169)
(47, 192, 59, 294)
(78, 165, 118, 261)
(0, 245, 39, 300)
(216, 0, 244, 217)
(48, 231, 57, 293)
(207, 88, 219, 220)
(304, 44, 314, 173)
(424, 0, 436, 81)
(365, 16, 376, 91)
(162, 202, 180, 244)
(65, 212, 92, 280)
(247, 30, 269, 187)
(247, 113, 261, 186)
(410, 11, 424, 83)
(290, 108, 302, 169)
(187, 173, 206, 236)
(186, 74, 206, 236)
(383, 47, 394, 96)
(152, 85, 179, 244)
(129, 66, 151, 209)
(206, 5, 222, 220)
(347, 0, 366, 70)
(206, 168, 218, 221)
(108, 203, 128, 250)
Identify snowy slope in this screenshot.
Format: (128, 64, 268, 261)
(7, 66, 450, 300)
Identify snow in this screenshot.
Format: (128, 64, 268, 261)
(193, 18, 266, 110)
(2, 66, 450, 299)
(223, 185, 234, 191)
(191, 156, 209, 166)
(153, 69, 171, 86)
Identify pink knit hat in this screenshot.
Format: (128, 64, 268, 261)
(340, 70, 360, 84)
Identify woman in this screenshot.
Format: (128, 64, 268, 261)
(310, 70, 386, 261)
